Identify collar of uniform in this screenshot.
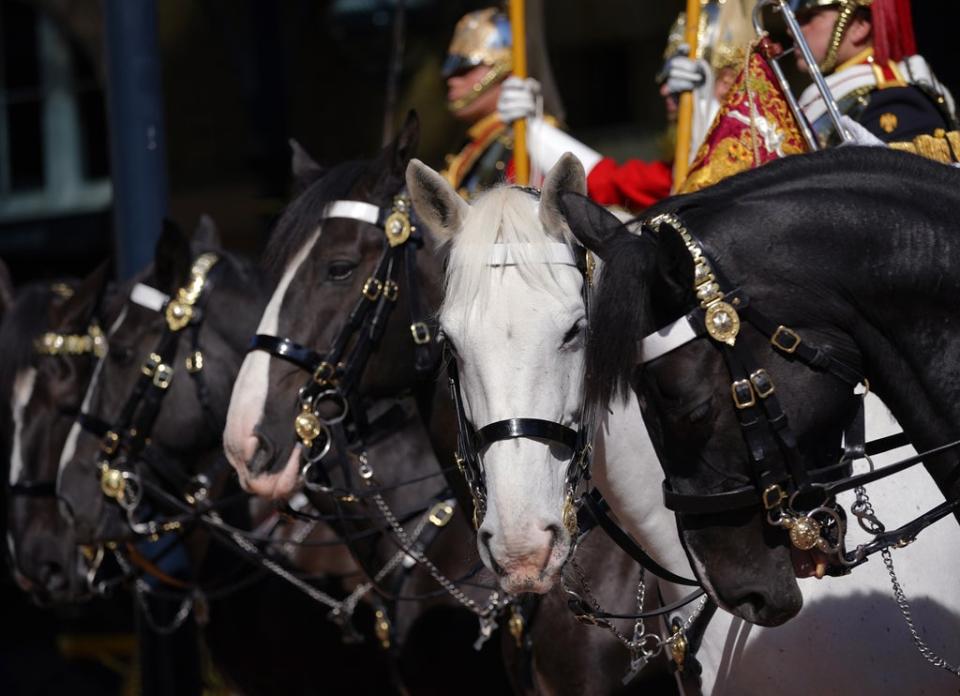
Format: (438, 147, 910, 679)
(834, 47, 874, 74)
(467, 111, 505, 140)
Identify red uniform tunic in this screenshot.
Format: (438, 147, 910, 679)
(586, 157, 673, 213)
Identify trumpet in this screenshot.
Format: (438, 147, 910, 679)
(752, 0, 852, 148)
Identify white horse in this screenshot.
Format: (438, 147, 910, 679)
(405, 153, 960, 694)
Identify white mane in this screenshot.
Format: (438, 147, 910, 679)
(440, 186, 577, 322)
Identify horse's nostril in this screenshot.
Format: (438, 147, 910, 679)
(543, 523, 561, 539)
(479, 529, 493, 547)
(249, 427, 277, 474)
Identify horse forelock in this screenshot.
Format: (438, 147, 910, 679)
(261, 159, 369, 280)
(440, 186, 577, 325)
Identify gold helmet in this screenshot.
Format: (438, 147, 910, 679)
(662, 0, 756, 76)
(443, 8, 513, 111)
(791, 0, 874, 73)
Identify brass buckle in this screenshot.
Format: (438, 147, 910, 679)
(382, 279, 399, 302)
(142, 352, 162, 377)
(362, 278, 383, 301)
(750, 368, 775, 399)
(762, 484, 787, 511)
(428, 501, 455, 527)
(101, 431, 120, 456)
(410, 322, 431, 345)
(152, 363, 174, 389)
(730, 379, 756, 409)
(313, 361, 337, 386)
(185, 351, 204, 373)
(771, 325, 801, 354)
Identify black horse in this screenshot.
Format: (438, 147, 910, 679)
(563, 145, 960, 626)
(2, 265, 115, 602)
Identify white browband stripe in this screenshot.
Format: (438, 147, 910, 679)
(486, 243, 578, 267)
(322, 200, 381, 226)
(639, 315, 699, 363)
(131, 283, 170, 312)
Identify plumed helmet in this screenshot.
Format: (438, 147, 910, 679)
(790, 0, 915, 72)
(442, 8, 512, 80)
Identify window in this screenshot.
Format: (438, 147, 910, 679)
(0, 0, 111, 222)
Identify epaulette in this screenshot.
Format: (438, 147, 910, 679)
(889, 129, 960, 165)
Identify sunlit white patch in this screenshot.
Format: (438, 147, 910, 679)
(224, 228, 321, 479)
(10, 367, 37, 485)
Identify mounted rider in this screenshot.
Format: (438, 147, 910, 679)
(441, 7, 561, 199)
(792, 0, 957, 147)
(497, 0, 762, 212)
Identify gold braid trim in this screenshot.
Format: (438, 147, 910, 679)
(35, 324, 106, 358)
(889, 130, 960, 165)
(447, 60, 512, 113)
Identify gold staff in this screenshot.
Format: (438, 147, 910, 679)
(509, 0, 530, 185)
(672, 0, 702, 192)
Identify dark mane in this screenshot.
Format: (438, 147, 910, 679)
(587, 146, 960, 411)
(648, 146, 960, 221)
(262, 159, 369, 278)
(0, 282, 60, 402)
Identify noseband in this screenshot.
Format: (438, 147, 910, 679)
(638, 213, 960, 569)
(248, 194, 436, 487)
(443, 234, 595, 533)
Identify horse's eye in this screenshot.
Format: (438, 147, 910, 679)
(561, 320, 584, 347)
(328, 260, 357, 281)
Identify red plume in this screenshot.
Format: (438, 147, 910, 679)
(871, 0, 916, 64)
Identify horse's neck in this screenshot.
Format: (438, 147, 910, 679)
(591, 393, 694, 603)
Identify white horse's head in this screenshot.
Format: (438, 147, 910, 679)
(407, 154, 589, 594)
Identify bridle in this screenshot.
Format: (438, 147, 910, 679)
(7, 301, 109, 501)
(638, 212, 960, 569)
(75, 252, 223, 534)
(248, 193, 436, 485)
(442, 228, 595, 534)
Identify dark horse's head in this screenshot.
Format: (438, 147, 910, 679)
(58, 218, 266, 544)
(2, 264, 114, 603)
(553, 148, 937, 626)
(223, 113, 433, 499)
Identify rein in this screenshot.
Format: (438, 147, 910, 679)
(639, 212, 960, 570)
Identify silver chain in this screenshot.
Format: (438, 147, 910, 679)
(561, 541, 709, 682)
(881, 547, 960, 677)
(358, 452, 509, 645)
(114, 550, 194, 635)
(850, 483, 960, 677)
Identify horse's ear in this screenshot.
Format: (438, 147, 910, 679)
(406, 158, 468, 245)
(540, 153, 586, 237)
(154, 219, 192, 293)
(389, 110, 420, 175)
(0, 257, 13, 320)
(557, 190, 631, 261)
(654, 221, 697, 305)
(50, 260, 111, 330)
(191, 214, 222, 254)
(290, 138, 324, 194)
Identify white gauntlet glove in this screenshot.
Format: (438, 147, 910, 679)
(658, 46, 708, 95)
(498, 75, 541, 124)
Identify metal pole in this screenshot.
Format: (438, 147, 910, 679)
(381, 0, 407, 145)
(672, 0, 702, 192)
(509, 0, 529, 186)
(774, 0, 851, 142)
(103, 0, 168, 280)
